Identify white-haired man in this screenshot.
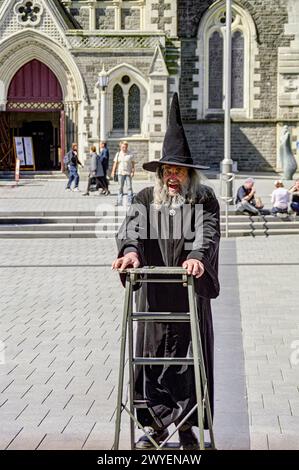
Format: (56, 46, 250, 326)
(235, 178, 260, 215)
(112, 93, 220, 450)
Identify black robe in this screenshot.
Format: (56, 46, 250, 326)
(117, 185, 220, 429)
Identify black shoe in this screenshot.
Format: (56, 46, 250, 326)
(82, 192, 89, 196)
(135, 427, 169, 449)
(179, 427, 213, 450)
(179, 427, 199, 450)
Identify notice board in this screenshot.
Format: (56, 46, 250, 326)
(14, 137, 35, 169)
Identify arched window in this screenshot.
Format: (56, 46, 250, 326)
(207, 13, 245, 111)
(195, 2, 257, 118)
(128, 84, 140, 130)
(110, 77, 143, 136)
(208, 31, 223, 109)
(112, 84, 124, 130)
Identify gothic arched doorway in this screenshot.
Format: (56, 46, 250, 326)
(5, 59, 64, 170)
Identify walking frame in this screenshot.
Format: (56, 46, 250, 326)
(113, 266, 216, 451)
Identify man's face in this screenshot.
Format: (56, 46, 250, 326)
(245, 181, 254, 190)
(295, 180, 299, 190)
(162, 164, 189, 196)
(100, 142, 105, 150)
(73, 145, 77, 153)
(121, 144, 128, 153)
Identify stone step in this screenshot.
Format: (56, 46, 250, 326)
(0, 231, 114, 239)
(1, 227, 299, 239)
(0, 223, 122, 231)
(0, 216, 125, 224)
(1, 221, 299, 231)
(0, 210, 127, 217)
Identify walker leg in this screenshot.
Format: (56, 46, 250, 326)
(113, 276, 132, 450)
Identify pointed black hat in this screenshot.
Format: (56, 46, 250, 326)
(143, 92, 209, 172)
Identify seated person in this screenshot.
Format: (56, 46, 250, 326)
(289, 179, 299, 216)
(271, 180, 289, 215)
(235, 178, 261, 215)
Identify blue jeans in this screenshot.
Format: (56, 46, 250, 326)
(118, 174, 133, 204)
(66, 166, 79, 189)
(271, 207, 288, 215)
(291, 201, 299, 214)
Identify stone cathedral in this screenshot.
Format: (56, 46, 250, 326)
(0, 0, 299, 173)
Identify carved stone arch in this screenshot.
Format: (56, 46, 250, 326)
(0, 30, 87, 163)
(0, 30, 85, 104)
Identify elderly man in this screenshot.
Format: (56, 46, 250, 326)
(235, 178, 260, 215)
(112, 93, 220, 449)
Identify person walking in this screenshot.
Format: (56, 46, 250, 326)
(99, 141, 110, 195)
(82, 145, 105, 196)
(64, 143, 83, 191)
(111, 141, 135, 205)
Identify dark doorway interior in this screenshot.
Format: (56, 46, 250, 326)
(21, 121, 53, 170)
(9, 112, 61, 171)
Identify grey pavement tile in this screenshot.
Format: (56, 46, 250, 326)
(1, 185, 299, 449)
(6, 425, 47, 450)
(289, 399, 299, 416)
(278, 415, 299, 434)
(249, 432, 269, 450)
(262, 395, 292, 415)
(267, 433, 299, 450)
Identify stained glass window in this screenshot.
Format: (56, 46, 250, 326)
(231, 31, 244, 108)
(208, 31, 223, 109)
(113, 84, 124, 130)
(128, 84, 140, 130)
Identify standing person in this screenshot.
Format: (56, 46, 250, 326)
(99, 141, 110, 195)
(112, 93, 220, 450)
(235, 178, 261, 215)
(82, 145, 105, 196)
(65, 143, 83, 191)
(289, 178, 299, 215)
(271, 180, 289, 215)
(111, 141, 135, 205)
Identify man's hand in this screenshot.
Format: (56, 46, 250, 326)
(112, 252, 140, 271)
(182, 259, 205, 278)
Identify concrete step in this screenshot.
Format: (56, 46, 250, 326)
(0, 216, 125, 224)
(0, 231, 115, 239)
(0, 223, 122, 232)
(0, 210, 127, 217)
(1, 220, 298, 231)
(1, 227, 299, 239)
(0, 171, 66, 180)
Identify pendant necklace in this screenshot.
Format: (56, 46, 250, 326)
(169, 208, 176, 216)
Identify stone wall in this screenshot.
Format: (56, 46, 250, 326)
(184, 122, 277, 171)
(96, 8, 115, 30)
(121, 8, 140, 30)
(70, 7, 90, 29)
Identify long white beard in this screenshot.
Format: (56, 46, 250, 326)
(153, 179, 189, 209)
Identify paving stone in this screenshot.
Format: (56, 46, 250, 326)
(1, 179, 299, 450)
(267, 433, 299, 450)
